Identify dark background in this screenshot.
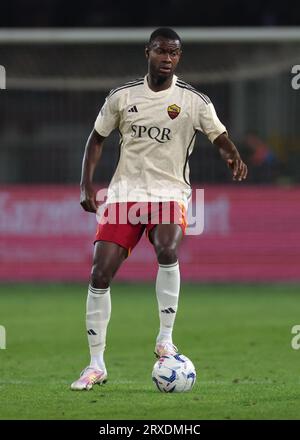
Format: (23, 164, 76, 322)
(1, 1, 300, 27)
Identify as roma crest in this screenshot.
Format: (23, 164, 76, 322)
(167, 104, 181, 120)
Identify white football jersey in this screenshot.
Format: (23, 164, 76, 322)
(94, 74, 226, 209)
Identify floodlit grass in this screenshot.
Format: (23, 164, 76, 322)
(0, 283, 300, 419)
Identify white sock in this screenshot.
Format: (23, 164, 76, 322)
(86, 285, 111, 371)
(155, 261, 180, 344)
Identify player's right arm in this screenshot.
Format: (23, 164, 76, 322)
(80, 129, 106, 213)
(80, 92, 120, 213)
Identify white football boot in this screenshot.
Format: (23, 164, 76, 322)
(70, 366, 107, 391)
(154, 341, 178, 358)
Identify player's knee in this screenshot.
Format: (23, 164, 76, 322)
(90, 264, 111, 289)
(155, 245, 178, 265)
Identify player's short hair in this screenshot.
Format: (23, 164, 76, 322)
(148, 27, 182, 48)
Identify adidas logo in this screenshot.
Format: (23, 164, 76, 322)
(87, 329, 97, 335)
(128, 105, 138, 113)
(161, 307, 176, 314)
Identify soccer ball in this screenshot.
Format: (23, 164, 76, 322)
(152, 353, 196, 393)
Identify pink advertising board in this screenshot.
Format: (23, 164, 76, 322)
(0, 185, 299, 282)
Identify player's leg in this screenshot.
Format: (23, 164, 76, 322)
(71, 241, 127, 390)
(87, 241, 127, 367)
(149, 223, 183, 357)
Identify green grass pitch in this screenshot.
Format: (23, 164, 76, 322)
(0, 282, 300, 420)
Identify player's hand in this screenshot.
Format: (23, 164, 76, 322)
(227, 157, 248, 181)
(80, 185, 98, 213)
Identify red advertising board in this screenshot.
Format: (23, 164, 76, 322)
(0, 185, 299, 282)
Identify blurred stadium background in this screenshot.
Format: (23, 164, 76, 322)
(1, 2, 300, 421)
(0, 25, 300, 282)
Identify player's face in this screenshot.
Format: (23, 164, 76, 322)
(145, 38, 182, 78)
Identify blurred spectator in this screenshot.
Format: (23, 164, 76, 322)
(243, 132, 279, 183)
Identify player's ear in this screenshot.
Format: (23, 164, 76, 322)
(145, 45, 150, 59)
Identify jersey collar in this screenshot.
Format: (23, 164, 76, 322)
(143, 74, 177, 97)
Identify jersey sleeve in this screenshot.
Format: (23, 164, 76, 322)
(193, 96, 227, 143)
(94, 93, 120, 137)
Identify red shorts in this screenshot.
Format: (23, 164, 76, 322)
(95, 201, 187, 255)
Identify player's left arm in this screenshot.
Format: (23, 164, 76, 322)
(213, 133, 248, 181)
(194, 95, 248, 181)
